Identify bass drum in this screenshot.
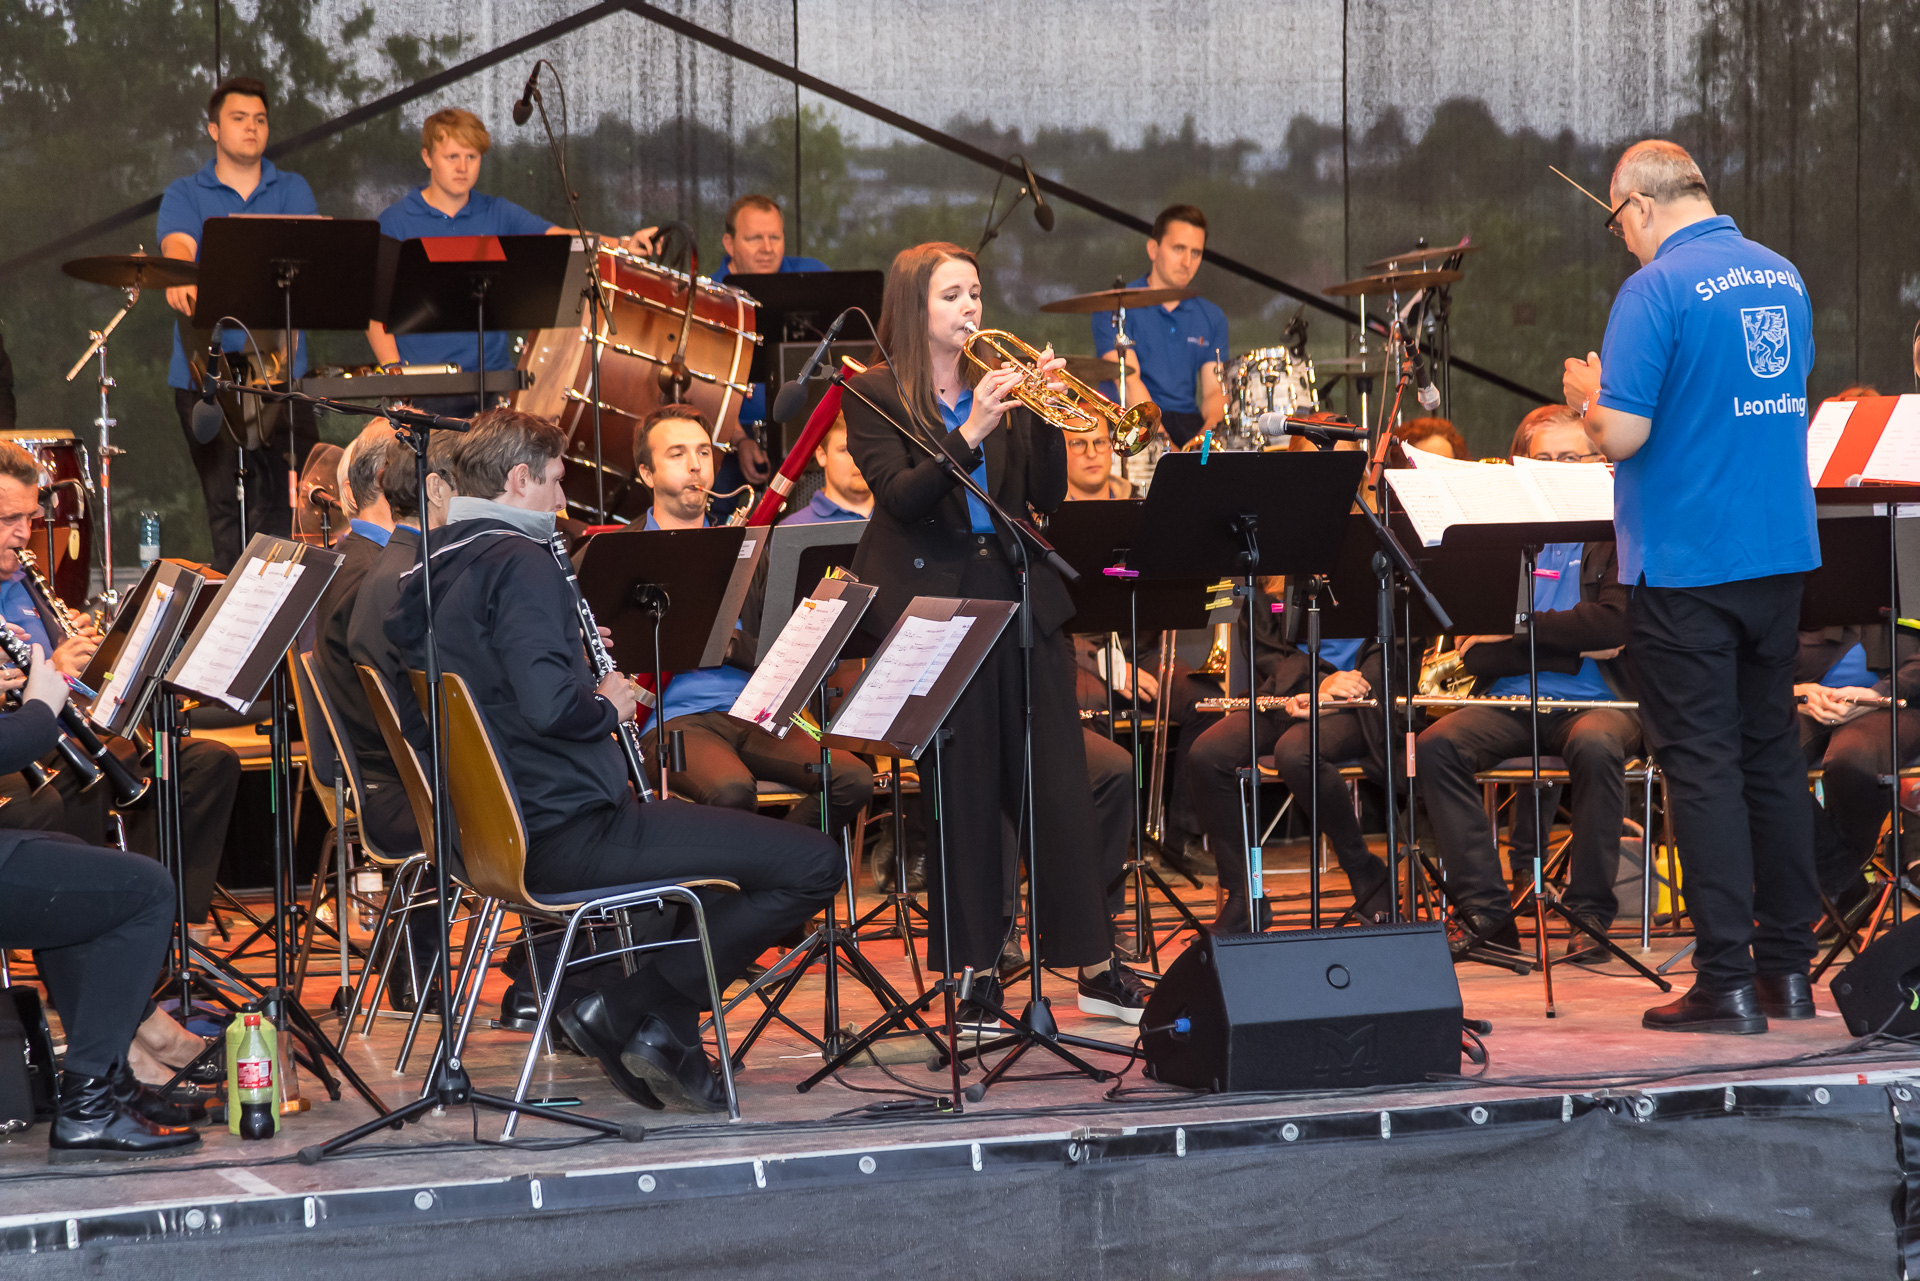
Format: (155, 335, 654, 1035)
(1223, 346, 1317, 448)
(1, 430, 93, 610)
(518, 247, 758, 523)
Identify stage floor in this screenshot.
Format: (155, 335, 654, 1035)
(3, 845, 1916, 1277)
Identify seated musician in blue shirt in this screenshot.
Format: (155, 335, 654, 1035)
(365, 108, 652, 416)
(776, 414, 873, 526)
(1413, 405, 1641, 959)
(1089, 204, 1229, 449)
(623, 405, 872, 836)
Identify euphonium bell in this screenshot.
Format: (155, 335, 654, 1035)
(1417, 637, 1475, 717)
(961, 322, 1159, 456)
(1197, 622, 1232, 676)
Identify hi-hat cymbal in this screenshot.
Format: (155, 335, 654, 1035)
(1057, 354, 1125, 382)
(61, 255, 198, 290)
(1039, 285, 1197, 315)
(1323, 269, 1463, 298)
(1364, 243, 1480, 270)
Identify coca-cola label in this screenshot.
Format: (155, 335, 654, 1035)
(236, 1057, 272, 1090)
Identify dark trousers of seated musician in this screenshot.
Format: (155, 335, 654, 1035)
(523, 797, 841, 1032)
(1074, 658, 1216, 851)
(1802, 707, 1920, 905)
(172, 390, 320, 572)
(1416, 706, 1640, 925)
(1186, 706, 1390, 907)
(1085, 728, 1136, 914)
(652, 710, 874, 835)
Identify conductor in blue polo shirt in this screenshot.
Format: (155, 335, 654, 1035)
(158, 76, 322, 571)
(1563, 140, 1821, 1035)
(366, 108, 652, 417)
(1090, 204, 1229, 449)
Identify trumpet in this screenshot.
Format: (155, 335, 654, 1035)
(961, 322, 1159, 455)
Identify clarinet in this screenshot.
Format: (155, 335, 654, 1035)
(16, 551, 90, 637)
(545, 533, 656, 802)
(0, 626, 147, 806)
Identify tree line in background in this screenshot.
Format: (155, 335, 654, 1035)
(1, 0, 1912, 566)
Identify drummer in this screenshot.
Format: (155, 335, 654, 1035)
(1089, 204, 1229, 448)
(158, 75, 322, 572)
(710, 195, 830, 509)
(364, 108, 652, 416)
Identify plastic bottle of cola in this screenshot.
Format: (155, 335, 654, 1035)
(229, 1011, 276, 1139)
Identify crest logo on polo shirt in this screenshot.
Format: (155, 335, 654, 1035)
(1739, 305, 1791, 378)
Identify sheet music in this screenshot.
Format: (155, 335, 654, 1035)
(729, 596, 846, 730)
(832, 616, 949, 741)
(1511, 456, 1616, 521)
(89, 582, 172, 730)
(1807, 397, 1857, 486)
(1382, 471, 1468, 547)
(1863, 396, 1920, 483)
(910, 615, 976, 697)
(174, 559, 305, 709)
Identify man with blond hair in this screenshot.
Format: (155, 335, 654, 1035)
(1563, 139, 1820, 1034)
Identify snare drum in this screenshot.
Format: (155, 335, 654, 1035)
(518, 247, 758, 522)
(1224, 347, 1317, 442)
(0, 430, 93, 610)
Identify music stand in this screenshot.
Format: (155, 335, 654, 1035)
(1050, 498, 1213, 968)
(755, 520, 869, 665)
(1128, 451, 1366, 935)
(381, 234, 572, 411)
(731, 271, 885, 386)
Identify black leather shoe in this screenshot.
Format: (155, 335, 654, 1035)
(1643, 983, 1769, 1034)
(1451, 910, 1521, 957)
(1754, 972, 1816, 1020)
(620, 1014, 729, 1114)
(49, 1071, 201, 1162)
(1208, 893, 1272, 936)
(499, 984, 542, 1032)
(112, 1064, 207, 1127)
(555, 993, 663, 1110)
(1562, 911, 1616, 964)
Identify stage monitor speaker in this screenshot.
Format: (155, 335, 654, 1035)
(1832, 915, 1920, 1037)
(1141, 923, 1462, 1093)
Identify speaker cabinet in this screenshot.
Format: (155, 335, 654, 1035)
(1142, 923, 1463, 1093)
(1832, 915, 1920, 1037)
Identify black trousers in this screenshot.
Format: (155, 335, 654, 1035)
(1802, 707, 1920, 898)
(0, 837, 175, 1077)
(916, 560, 1109, 973)
(1084, 728, 1134, 913)
(173, 388, 319, 573)
(1629, 574, 1819, 986)
(1077, 662, 1217, 845)
(1186, 707, 1387, 898)
(525, 796, 840, 1031)
(1415, 706, 1640, 922)
(655, 709, 874, 835)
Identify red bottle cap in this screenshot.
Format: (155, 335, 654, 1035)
(244, 1013, 261, 1027)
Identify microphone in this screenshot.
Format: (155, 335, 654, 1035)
(1412, 349, 1442, 412)
(303, 483, 342, 513)
(189, 330, 226, 445)
(511, 63, 541, 126)
(770, 309, 851, 423)
(1018, 155, 1054, 232)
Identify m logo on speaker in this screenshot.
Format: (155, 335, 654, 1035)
(1313, 1022, 1378, 1081)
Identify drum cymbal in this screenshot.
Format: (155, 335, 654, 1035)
(1323, 269, 1463, 298)
(1039, 285, 1197, 314)
(1364, 243, 1480, 270)
(61, 255, 198, 290)
(1057, 354, 1125, 382)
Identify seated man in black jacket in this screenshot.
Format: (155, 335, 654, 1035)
(386, 409, 840, 1112)
(1413, 406, 1640, 956)
(0, 646, 200, 1159)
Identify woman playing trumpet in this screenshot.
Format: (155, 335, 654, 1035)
(844, 242, 1146, 1026)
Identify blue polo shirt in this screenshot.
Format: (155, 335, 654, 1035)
(1087, 274, 1229, 416)
(375, 189, 553, 371)
(1489, 543, 1615, 701)
(1818, 643, 1872, 690)
(347, 518, 391, 547)
(638, 509, 753, 720)
(0, 572, 53, 654)
(157, 157, 320, 389)
(780, 490, 868, 526)
(1598, 216, 1818, 588)
(937, 391, 994, 534)
(712, 255, 829, 423)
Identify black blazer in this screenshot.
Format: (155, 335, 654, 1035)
(843, 365, 1073, 639)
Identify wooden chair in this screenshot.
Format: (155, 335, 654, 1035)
(435, 671, 742, 1135)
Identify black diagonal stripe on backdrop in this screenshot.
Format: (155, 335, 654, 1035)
(0, 0, 1551, 406)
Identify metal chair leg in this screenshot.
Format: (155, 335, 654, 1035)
(503, 909, 593, 1140)
(680, 889, 740, 1122)
(420, 900, 505, 1096)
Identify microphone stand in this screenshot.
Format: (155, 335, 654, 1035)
(831, 373, 1126, 1094)
(976, 160, 1039, 254)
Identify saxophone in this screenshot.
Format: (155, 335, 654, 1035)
(1417, 637, 1476, 718)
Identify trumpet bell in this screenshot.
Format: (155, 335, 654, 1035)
(962, 323, 1157, 456)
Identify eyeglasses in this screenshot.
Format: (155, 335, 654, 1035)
(1530, 450, 1604, 464)
(1605, 192, 1638, 239)
(1065, 437, 1113, 457)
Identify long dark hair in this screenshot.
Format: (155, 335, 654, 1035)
(875, 242, 982, 432)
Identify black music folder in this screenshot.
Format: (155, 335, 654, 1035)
(80, 559, 215, 736)
(822, 596, 1015, 760)
(727, 574, 875, 737)
(164, 534, 343, 708)
(574, 526, 769, 672)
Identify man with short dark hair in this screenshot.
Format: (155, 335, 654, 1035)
(1564, 138, 1821, 1033)
(159, 76, 322, 571)
(386, 408, 840, 1111)
(777, 415, 873, 525)
(311, 421, 396, 696)
(1090, 204, 1229, 448)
